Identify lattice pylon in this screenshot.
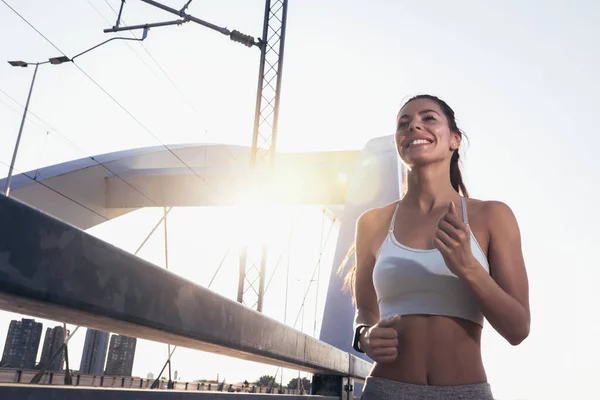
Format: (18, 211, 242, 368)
(238, 0, 289, 312)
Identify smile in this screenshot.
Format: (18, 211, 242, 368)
(408, 139, 433, 147)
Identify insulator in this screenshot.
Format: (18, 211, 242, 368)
(230, 30, 256, 48)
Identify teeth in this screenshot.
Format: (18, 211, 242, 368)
(410, 139, 430, 146)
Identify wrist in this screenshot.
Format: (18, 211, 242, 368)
(460, 257, 487, 283)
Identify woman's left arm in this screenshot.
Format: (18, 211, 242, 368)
(462, 201, 530, 345)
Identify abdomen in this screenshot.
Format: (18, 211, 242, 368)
(370, 315, 487, 385)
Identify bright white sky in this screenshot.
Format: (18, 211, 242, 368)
(1, 1, 599, 399)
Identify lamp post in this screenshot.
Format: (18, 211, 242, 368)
(4, 60, 43, 196)
(3, 32, 148, 196)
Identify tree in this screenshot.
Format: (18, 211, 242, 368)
(287, 377, 311, 391)
(255, 375, 280, 388)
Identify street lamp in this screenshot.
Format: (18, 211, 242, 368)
(3, 31, 148, 197)
(49, 56, 71, 65)
(4, 60, 43, 197)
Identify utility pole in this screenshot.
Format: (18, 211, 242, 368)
(3, 62, 38, 196)
(4, 34, 147, 197)
(237, 0, 289, 312)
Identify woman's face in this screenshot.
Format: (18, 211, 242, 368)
(395, 98, 459, 168)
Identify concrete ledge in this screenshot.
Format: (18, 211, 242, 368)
(0, 384, 338, 400)
(0, 195, 371, 379)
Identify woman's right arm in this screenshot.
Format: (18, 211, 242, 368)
(353, 209, 400, 363)
(353, 211, 380, 331)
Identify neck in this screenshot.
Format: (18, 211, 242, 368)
(403, 163, 460, 212)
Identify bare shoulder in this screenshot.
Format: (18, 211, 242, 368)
(356, 202, 398, 257)
(466, 198, 520, 233)
(357, 201, 398, 231)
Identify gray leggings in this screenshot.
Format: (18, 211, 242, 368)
(361, 376, 494, 400)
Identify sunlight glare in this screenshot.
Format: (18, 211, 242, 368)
(232, 188, 279, 247)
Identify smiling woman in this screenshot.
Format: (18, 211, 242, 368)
(396, 95, 469, 198)
(343, 95, 530, 400)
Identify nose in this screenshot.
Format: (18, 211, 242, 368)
(409, 120, 422, 132)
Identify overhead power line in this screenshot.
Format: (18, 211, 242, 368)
(2, 0, 210, 189)
(97, 0, 204, 119)
(102, 0, 259, 48)
(0, 86, 160, 207)
(0, 158, 110, 221)
(88, 0, 243, 162)
(95, 0, 243, 164)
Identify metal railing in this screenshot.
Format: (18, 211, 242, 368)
(0, 194, 371, 399)
(0, 368, 308, 393)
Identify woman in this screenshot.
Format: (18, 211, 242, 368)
(347, 95, 530, 399)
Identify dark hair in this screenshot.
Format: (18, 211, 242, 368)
(340, 95, 469, 302)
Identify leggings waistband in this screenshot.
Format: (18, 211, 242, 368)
(361, 376, 494, 400)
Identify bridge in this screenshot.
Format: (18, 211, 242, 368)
(0, 136, 403, 399)
(2, 143, 360, 229)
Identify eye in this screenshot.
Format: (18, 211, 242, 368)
(423, 115, 436, 122)
(397, 120, 409, 129)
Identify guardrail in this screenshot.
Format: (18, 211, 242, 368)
(0, 368, 307, 393)
(0, 194, 371, 399)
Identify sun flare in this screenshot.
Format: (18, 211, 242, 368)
(232, 188, 280, 247)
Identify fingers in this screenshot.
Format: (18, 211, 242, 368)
(371, 346, 398, 363)
(432, 237, 446, 255)
(434, 227, 454, 248)
(377, 314, 401, 328)
(369, 324, 398, 340)
(439, 203, 470, 237)
(370, 337, 399, 349)
(375, 328, 398, 341)
(372, 346, 398, 357)
(437, 220, 461, 241)
(441, 209, 464, 230)
(368, 316, 401, 364)
(448, 201, 457, 214)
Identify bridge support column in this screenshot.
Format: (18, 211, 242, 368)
(311, 375, 354, 400)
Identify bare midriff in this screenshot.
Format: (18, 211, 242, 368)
(370, 314, 487, 386)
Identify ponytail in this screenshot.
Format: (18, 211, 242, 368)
(450, 149, 469, 198)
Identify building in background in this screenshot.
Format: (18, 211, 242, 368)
(79, 329, 109, 375)
(0, 318, 43, 369)
(104, 335, 136, 376)
(38, 325, 68, 372)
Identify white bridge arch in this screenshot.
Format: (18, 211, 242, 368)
(1, 135, 402, 361)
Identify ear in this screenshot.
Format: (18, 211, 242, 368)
(450, 131, 462, 151)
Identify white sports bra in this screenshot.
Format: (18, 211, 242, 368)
(372, 197, 490, 326)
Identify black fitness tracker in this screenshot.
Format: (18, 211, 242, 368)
(352, 324, 370, 353)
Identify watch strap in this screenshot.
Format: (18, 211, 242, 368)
(352, 324, 370, 353)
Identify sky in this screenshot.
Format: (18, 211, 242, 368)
(1, 0, 599, 399)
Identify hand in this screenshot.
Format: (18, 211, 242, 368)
(433, 202, 477, 278)
(361, 315, 400, 363)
